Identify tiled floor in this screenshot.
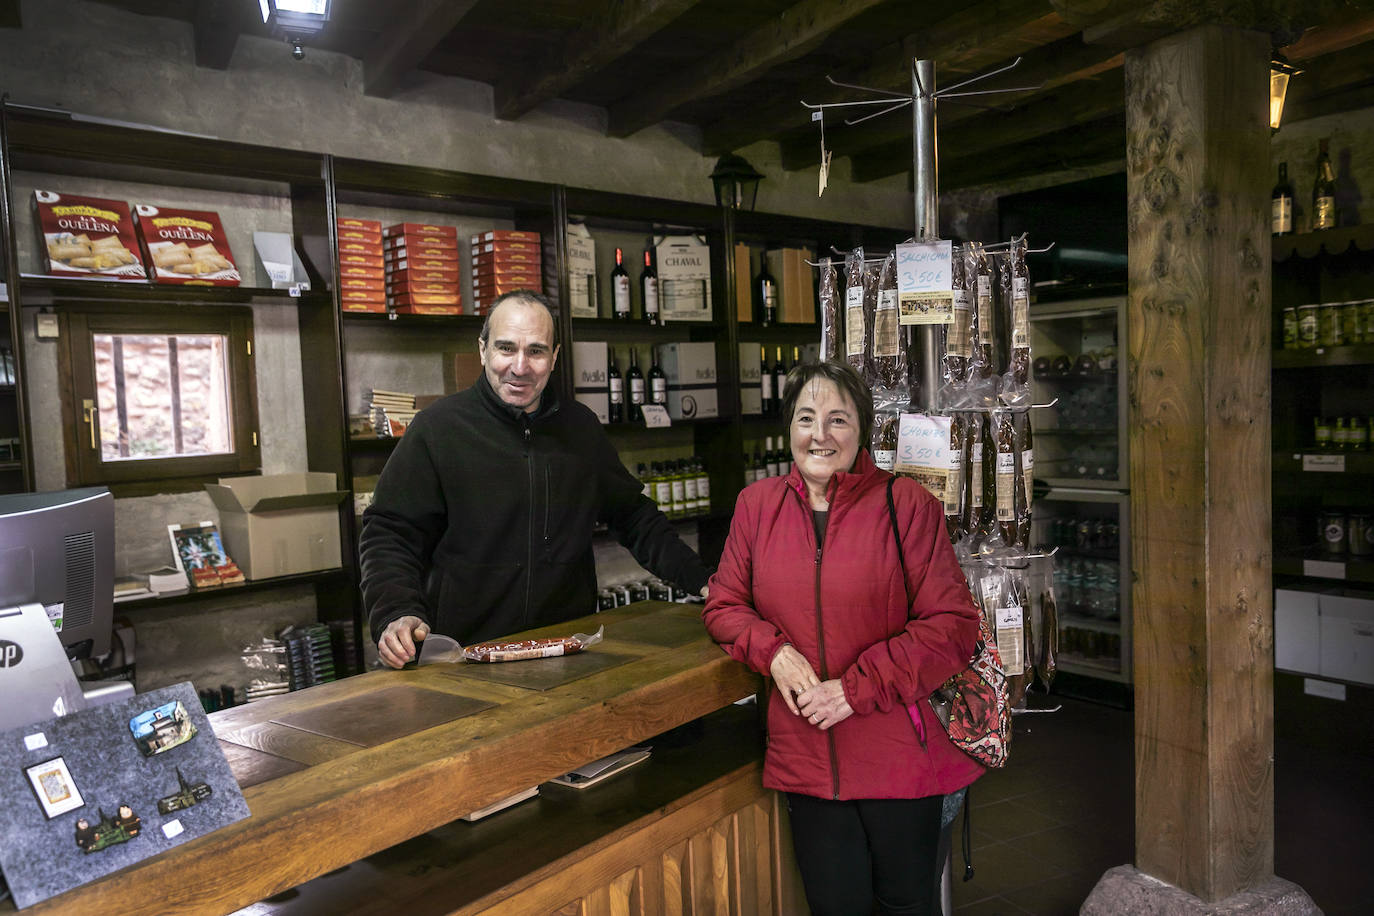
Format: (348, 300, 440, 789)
(949, 692, 1373, 915)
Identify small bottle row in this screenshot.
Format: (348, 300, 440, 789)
(1060, 628, 1122, 669)
(1319, 510, 1374, 557)
(637, 457, 710, 519)
(757, 345, 803, 418)
(608, 346, 668, 423)
(1312, 416, 1372, 451)
(1046, 516, 1121, 551)
(1282, 300, 1374, 349)
(596, 577, 698, 610)
(745, 436, 793, 483)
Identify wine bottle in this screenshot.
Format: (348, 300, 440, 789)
(1312, 139, 1337, 231)
(648, 349, 667, 406)
(744, 452, 758, 485)
(636, 462, 652, 500)
(682, 458, 699, 515)
(757, 257, 778, 327)
(760, 345, 775, 417)
(627, 347, 645, 422)
(669, 459, 686, 518)
(765, 435, 780, 478)
(773, 346, 788, 405)
(640, 249, 659, 325)
(753, 444, 766, 482)
(608, 352, 624, 424)
(695, 458, 711, 513)
(652, 461, 672, 514)
(1272, 162, 1294, 236)
(612, 247, 632, 319)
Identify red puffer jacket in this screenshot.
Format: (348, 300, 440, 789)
(704, 449, 985, 800)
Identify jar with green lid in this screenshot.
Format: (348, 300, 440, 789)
(1281, 307, 1298, 348)
(1341, 302, 1362, 345)
(1314, 416, 1332, 449)
(1319, 303, 1343, 347)
(1333, 416, 1348, 449)
(1349, 416, 1369, 451)
(1297, 304, 1319, 347)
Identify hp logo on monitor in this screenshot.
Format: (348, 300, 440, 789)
(0, 640, 23, 668)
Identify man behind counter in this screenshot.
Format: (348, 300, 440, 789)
(361, 290, 711, 669)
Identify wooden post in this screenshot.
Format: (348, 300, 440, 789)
(1121, 23, 1278, 904)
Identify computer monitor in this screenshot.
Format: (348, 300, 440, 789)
(0, 487, 115, 660)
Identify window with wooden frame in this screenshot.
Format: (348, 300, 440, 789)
(58, 306, 260, 492)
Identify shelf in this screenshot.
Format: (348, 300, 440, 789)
(1033, 370, 1118, 383)
(605, 415, 733, 430)
(341, 311, 485, 328)
(18, 275, 325, 307)
(1272, 224, 1374, 262)
(1057, 656, 1128, 681)
(349, 436, 401, 451)
(1032, 427, 1117, 436)
(1273, 548, 1374, 584)
(1053, 545, 1122, 561)
(571, 319, 716, 339)
(114, 568, 348, 612)
(1058, 613, 1121, 633)
(1273, 344, 1374, 369)
(1274, 450, 1374, 475)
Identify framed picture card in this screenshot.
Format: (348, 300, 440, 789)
(26, 756, 85, 819)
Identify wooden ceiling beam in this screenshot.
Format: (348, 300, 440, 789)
(776, 36, 1123, 170)
(494, 0, 701, 121)
(848, 69, 1125, 183)
(701, 0, 1075, 156)
(607, 0, 890, 138)
(1279, 40, 1374, 122)
(193, 0, 239, 70)
(935, 113, 1125, 192)
(364, 0, 482, 98)
(1282, 9, 1374, 60)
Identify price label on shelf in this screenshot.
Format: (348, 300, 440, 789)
(895, 240, 953, 326)
(1302, 559, 1346, 579)
(640, 404, 671, 428)
(1302, 454, 1345, 472)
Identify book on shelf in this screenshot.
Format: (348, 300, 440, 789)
(167, 521, 244, 589)
(113, 575, 153, 603)
(146, 565, 189, 593)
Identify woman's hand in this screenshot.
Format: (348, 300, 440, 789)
(770, 644, 821, 715)
(796, 680, 854, 731)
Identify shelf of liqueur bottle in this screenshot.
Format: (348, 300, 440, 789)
(1033, 369, 1118, 384)
(115, 568, 350, 612)
(1273, 548, 1374, 584)
(1272, 343, 1374, 369)
(16, 274, 329, 307)
(1272, 223, 1374, 262)
(737, 321, 822, 340)
(1273, 449, 1374, 475)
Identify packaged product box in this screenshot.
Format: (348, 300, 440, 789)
(655, 342, 718, 419)
(388, 256, 460, 273)
(340, 277, 385, 292)
(32, 190, 146, 280)
(1319, 592, 1374, 685)
(387, 265, 459, 285)
(655, 235, 711, 323)
(340, 291, 386, 312)
(385, 232, 457, 252)
(394, 302, 463, 316)
(339, 252, 384, 270)
(338, 238, 383, 257)
(337, 226, 382, 245)
(472, 230, 541, 245)
(337, 217, 382, 234)
(471, 261, 542, 282)
(339, 264, 385, 281)
(386, 279, 459, 297)
(738, 341, 762, 415)
(472, 250, 540, 269)
(571, 341, 609, 424)
(385, 244, 460, 263)
(444, 351, 484, 393)
(133, 204, 240, 286)
(204, 473, 347, 580)
(1275, 587, 1322, 674)
(385, 222, 457, 239)
(389, 291, 461, 309)
(735, 243, 753, 324)
(472, 239, 539, 256)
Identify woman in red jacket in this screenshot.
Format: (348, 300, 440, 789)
(703, 361, 983, 916)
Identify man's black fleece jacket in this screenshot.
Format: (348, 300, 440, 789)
(360, 372, 711, 645)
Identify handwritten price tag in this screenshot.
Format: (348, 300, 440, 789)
(896, 241, 953, 326)
(894, 413, 952, 473)
(641, 404, 672, 428)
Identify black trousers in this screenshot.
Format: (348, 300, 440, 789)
(786, 792, 944, 916)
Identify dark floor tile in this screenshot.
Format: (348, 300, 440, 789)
(966, 798, 1065, 843)
(1006, 869, 1103, 916)
(1008, 825, 1129, 877)
(954, 896, 1033, 916)
(951, 840, 1068, 903)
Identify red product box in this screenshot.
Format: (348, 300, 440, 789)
(385, 232, 458, 252)
(337, 217, 382, 233)
(338, 228, 382, 245)
(473, 277, 540, 298)
(339, 264, 385, 281)
(339, 252, 385, 269)
(394, 304, 462, 316)
(340, 277, 385, 292)
(471, 230, 541, 245)
(386, 279, 459, 297)
(386, 243, 460, 263)
(471, 240, 539, 256)
(341, 289, 386, 308)
(472, 250, 540, 269)
(388, 256, 461, 272)
(384, 222, 457, 240)
(33, 190, 147, 280)
(342, 301, 387, 314)
(133, 204, 240, 286)
(388, 291, 461, 307)
(471, 262, 542, 282)
(386, 265, 459, 284)
(338, 239, 384, 257)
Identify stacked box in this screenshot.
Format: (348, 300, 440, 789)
(471, 229, 542, 315)
(133, 204, 240, 286)
(335, 217, 384, 312)
(384, 222, 461, 314)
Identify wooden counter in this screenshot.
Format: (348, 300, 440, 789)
(15, 602, 770, 915)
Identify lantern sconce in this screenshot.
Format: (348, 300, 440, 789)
(710, 154, 765, 211)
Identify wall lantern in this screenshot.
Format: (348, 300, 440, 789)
(710, 154, 764, 210)
(259, 0, 331, 60)
(1270, 56, 1302, 131)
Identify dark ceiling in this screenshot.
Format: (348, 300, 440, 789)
(63, 1, 1374, 190)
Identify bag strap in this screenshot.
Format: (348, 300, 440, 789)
(886, 477, 910, 606)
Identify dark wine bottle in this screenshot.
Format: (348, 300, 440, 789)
(648, 349, 667, 406)
(640, 249, 659, 325)
(627, 347, 645, 422)
(773, 346, 788, 405)
(608, 351, 624, 423)
(759, 345, 775, 417)
(757, 258, 778, 327)
(1272, 161, 1294, 236)
(1312, 139, 1336, 231)
(612, 247, 632, 319)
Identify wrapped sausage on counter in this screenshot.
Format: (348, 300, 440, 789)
(463, 626, 605, 663)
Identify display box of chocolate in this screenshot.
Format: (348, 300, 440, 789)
(389, 291, 461, 310)
(132, 204, 240, 286)
(471, 262, 542, 283)
(386, 265, 459, 285)
(474, 277, 540, 299)
(472, 230, 541, 245)
(472, 240, 539, 256)
(340, 290, 386, 311)
(384, 222, 457, 239)
(338, 239, 383, 257)
(339, 263, 385, 281)
(340, 277, 385, 292)
(337, 226, 382, 245)
(472, 250, 540, 269)
(337, 217, 382, 234)
(385, 232, 457, 252)
(386, 256, 460, 273)
(385, 243, 460, 262)
(32, 190, 146, 280)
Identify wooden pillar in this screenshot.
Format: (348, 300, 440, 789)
(1125, 24, 1272, 902)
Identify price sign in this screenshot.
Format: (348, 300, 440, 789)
(895, 413, 953, 500)
(896, 240, 953, 326)
(1302, 454, 1345, 472)
(640, 404, 672, 428)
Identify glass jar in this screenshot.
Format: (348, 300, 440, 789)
(1321, 511, 1347, 554)
(1341, 302, 1362, 345)
(1318, 303, 1343, 347)
(1349, 515, 1372, 557)
(1297, 304, 1319, 347)
(1281, 307, 1298, 348)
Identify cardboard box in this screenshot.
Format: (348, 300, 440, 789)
(572, 341, 609, 424)
(337, 217, 382, 233)
(474, 277, 540, 298)
(655, 342, 718, 420)
(341, 300, 387, 314)
(472, 230, 541, 245)
(1319, 593, 1374, 685)
(735, 243, 753, 324)
(385, 222, 457, 239)
(386, 279, 458, 296)
(388, 256, 459, 273)
(472, 250, 541, 269)
(340, 277, 385, 292)
(340, 289, 386, 307)
(566, 222, 598, 319)
(388, 265, 459, 284)
(472, 239, 539, 256)
(337, 227, 382, 245)
(339, 252, 384, 269)
(204, 473, 347, 580)
(339, 264, 385, 281)
(766, 247, 817, 324)
(388, 291, 461, 308)
(134, 204, 240, 286)
(33, 190, 147, 280)
(444, 351, 484, 394)
(386, 244, 459, 262)
(471, 262, 542, 282)
(385, 233, 458, 252)
(338, 239, 383, 257)
(1276, 587, 1322, 674)
(656, 234, 711, 323)
(394, 302, 463, 315)
(739, 342, 762, 415)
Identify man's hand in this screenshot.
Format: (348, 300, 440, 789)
(769, 644, 820, 716)
(796, 680, 854, 731)
(378, 616, 430, 669)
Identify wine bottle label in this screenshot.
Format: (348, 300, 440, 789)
(671, 479, 685, 504)
(684, 478, 697, 501)
(651, 378, 667, 403)
(846, 287, 865, 357)
(1314, 195, 1336, 229)
(767, 460, 780, 477)
(644, 278, 659, 314)
(949, 290, 972, 357)
(761, 373, 774, 400)
(655, 481, 671, 509)
(643, 481, 653, 499)
(609, 378, 623, 403)
(996, 452, 1016, 521)
(698, 477, 710, 501)
(763, 286, 778, 310)
(1021, 449, 1034, 504)
(1272, 197, 1292, 234)
(873, 449, 896, 472)
(614, 276, 631, 315)
(630, 378, 645, 403)
(1012, 277, 1030, 348)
